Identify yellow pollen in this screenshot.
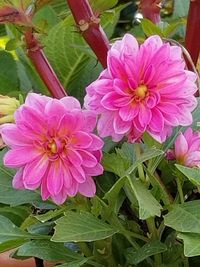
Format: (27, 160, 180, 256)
(49, 141, 57, 154)
(135, 85, 148, 99)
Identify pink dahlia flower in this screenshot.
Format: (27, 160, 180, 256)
(1, 93, 104, 205)
(84, 34, 198, 143)
(169, 128, 200, 168)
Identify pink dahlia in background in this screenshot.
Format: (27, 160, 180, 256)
(1, 93, 103, 205)
(168, 128, 200, 167)
(85, 34, 198, 143)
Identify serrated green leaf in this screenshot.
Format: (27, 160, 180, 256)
(125, 148, 164, 177)
(127, 177, 162, 219)
(164, 200, 200, 234)
(103, 152, 130, 177)
(178, 233, 200, 257)
(17, 240, 85, 262)
(36, 207, 66, 223)
(125, 240, 167, 264)
(52, 211, 118, 242)
(175, 164, 200, 187)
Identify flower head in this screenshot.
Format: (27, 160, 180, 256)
(1, 93, 104, 204)
(168, 128, 200, 168)
(84, 34, 198, 143)
(0, 94, 20, 124)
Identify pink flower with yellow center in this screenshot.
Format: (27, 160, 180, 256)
(84, 34, 198, 143)
(169, 128, 200, 167)
(1, 93, 104, 204)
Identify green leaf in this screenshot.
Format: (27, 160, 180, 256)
(0, 51, 19, 94)
(44, 16, 91, 98)
(33, 5, 60, 31)
(177, 233, 200, 257)
(0, 239, 26, 253)
(17, 240, 85, 262)
(104, 176, 126, 206)
(163, 20, 186, 38)
(173, 0, 189, 18)
(0, 215, 49, 243)
(125, 240, 167, 264)
(175, 164, 200, 186)
(0, 166, 41, 206)
(103, 152, 130, 177)
(89, 0, 118, 12)
(127, 177, 162, 219)
(145, 167, 172, 205)
(164, 200, 200, 234)
(141, 19, 163, 37)
(0, 206, 29, 227)
(36, 207, 66, 223)
(125, 148, 163, 177)
(52, 211, 118, 242)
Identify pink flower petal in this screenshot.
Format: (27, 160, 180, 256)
(51, 189, 68, 205)
(23, 155, 49, 189)
(78, 176, 96, 197)
(4, 148, 40, 167)
(72, 131, 93, 149)
(119, 104, 139, 121)
(174, 133, 188, 158)
(60, 96, 81, 110)
(78, 150, 97, 167)
(25, 93, 50, 113)
(1, 124, 32, 148)
(12, 168, 25, 189)
(113, 115, 132, 134)
(67, 149, 82, 166)
(69, 165, 86, 183)
(83, 163, 104, 176)
(66, 181, 78, 197)
(88, 134, 104, 151)
(47, 161, 63, 196)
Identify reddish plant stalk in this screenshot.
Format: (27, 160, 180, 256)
(67, 0, 110, 69)
(185, 0, 200, 69)
(25, 29, 67, 99)
(139, 0, 162, 24)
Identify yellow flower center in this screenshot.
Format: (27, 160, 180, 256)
(48, 141, 57, 154)
(135, 85, 148, 99)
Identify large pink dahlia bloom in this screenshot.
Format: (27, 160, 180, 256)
(1, 93, 104, 204)
(169, 128, 200, 168)
(84, 34, 198, 143)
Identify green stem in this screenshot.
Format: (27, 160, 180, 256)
(126, 230, 149, 242)
(87, 260, 104, 267)
(135, 143, 146, 182)
(146, 217, 162, 266)
(176, 177, 184, 204)
(79, 242, 92, 257)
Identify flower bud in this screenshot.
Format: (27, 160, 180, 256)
(0, 95, 20, 124)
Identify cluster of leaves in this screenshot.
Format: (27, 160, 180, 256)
(0, 0, 200, 267)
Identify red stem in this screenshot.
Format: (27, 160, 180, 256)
(25, 29, 67, 99)
(67, 0, 110, 69)
(185, 0, 200, 69)
(139, 0, 162, 24)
